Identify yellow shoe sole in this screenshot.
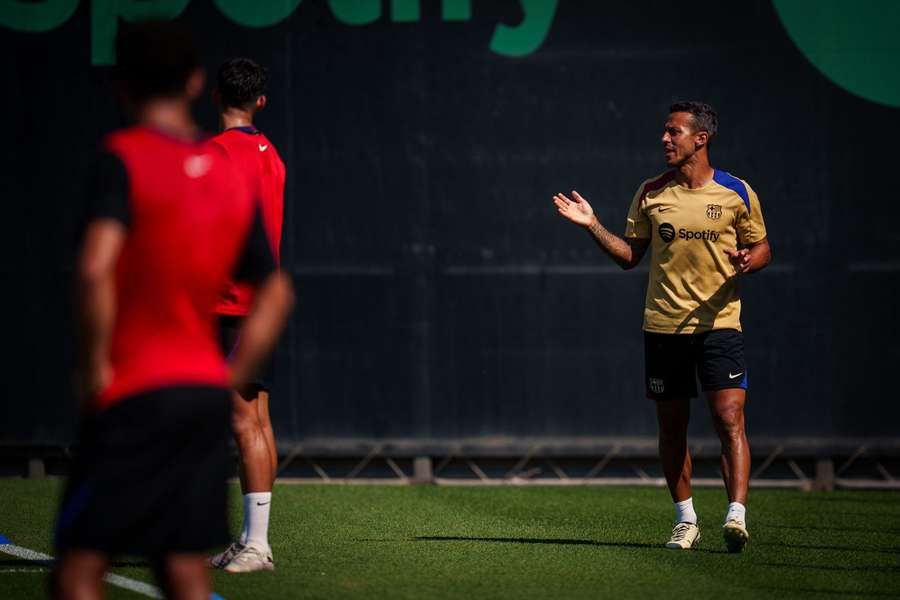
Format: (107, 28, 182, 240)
(723, 522, 749, 553)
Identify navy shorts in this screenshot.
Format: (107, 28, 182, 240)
(55, 386, 231, 557)
(643, 329, 748, 401)
(219, 314, 274, 395)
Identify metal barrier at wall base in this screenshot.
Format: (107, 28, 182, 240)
(2, 438, 899, 490)
(268, 437, 900, 491)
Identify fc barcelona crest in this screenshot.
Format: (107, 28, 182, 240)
(706, 204, 723, 221)
(649, 378, 665, 394)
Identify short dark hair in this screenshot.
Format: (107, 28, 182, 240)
(114, 20, 199, 104)
(669, 101, 718, 139)
(217, 58, 268, 110)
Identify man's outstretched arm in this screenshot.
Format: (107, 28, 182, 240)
(553, 190, 650, 270)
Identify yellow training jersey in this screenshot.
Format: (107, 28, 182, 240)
(624, 169, 767, 334)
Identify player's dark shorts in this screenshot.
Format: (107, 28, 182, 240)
(644, 328, 748, 401)
(219, 314, 274, 395)
(55, 386, 231, 557)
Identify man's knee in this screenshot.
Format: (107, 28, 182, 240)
(158, 554, 209, 599)
(658, 420, 689, 447)
(256, 391, 273, 430)
(659, 427, 688, 448)
(231, 397, 261, 439)
(164, 555, 207, 581)
(656, 401, 690, 440)
(714, 403, 745, 439)
(53, 552, 108, 599)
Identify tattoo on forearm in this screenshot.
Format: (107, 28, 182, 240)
(586, 219, 633, 268)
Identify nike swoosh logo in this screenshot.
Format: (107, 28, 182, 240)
(729, 372, 744, 379)
(256, 501, 271, 506)
(258, 144, 269, 152)
(658, 207, 672, 213)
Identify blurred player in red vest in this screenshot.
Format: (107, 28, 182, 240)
(52, 22, 293, 599)
(208, 58, 287, 573)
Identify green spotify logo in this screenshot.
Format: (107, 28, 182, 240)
(774, 0, 900, 108)
(0, 0, 559, 65)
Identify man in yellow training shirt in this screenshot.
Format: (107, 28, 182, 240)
(554, 101, 771, 553)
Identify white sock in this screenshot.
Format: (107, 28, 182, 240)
(244, 492, 272, 548)
(239, 500, 250, 545)
(674, 497, 697, 525)
(725, 501, 746, 525)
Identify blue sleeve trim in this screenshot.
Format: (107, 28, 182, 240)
(713, 169, 751, 213)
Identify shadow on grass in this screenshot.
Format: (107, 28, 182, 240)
(0, 559, 51, 567)
(0, 559, 149, 568)
(799, 496, 900, 507)
(410, 536, 726, 554)
(756, 561, 900, 573)
(763, 523, 900, 535)
(752, 585, 900, 598)
(755, 541, 900, 555)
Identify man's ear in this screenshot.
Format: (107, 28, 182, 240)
(695, 130, 709, 150)
(256, 95, 267, 113)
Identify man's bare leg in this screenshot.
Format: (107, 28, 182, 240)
(656, 397, 701, 549)
(707, 387, 751, 552)
(256, 390, 278, 484)
(215, 387, 275, 572)
(656, 397, 692, 502)
(154, 554, 210, 600)
(232, 388, 270, 493)
(707, 388, 750, 503)
(53, 551, 109, 600)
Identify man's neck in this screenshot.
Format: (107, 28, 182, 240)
(220, 108, 254, 131)
(675, 153, 714, 189)
(138, 98, 198, 141)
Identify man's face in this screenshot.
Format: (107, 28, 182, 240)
(661, 112, 704, 167)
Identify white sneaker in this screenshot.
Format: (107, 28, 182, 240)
(223, 542, 275, 573)
(210, 542, 243, 569)
(723, 520, 749, 553)
(665, 522, 701, 549)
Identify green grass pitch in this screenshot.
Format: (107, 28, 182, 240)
(1, 480, 898, 598)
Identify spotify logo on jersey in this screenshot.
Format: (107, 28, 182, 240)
(658, 223, 675, 243)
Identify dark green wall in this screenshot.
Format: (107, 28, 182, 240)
(1, 0, 898, 442)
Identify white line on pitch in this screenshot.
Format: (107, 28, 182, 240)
(0, 543, 163, 598)
(0, 567, 51, 573)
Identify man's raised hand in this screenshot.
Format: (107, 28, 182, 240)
(554, 190, 596, 227)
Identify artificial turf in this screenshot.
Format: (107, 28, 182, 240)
(1, 480, 898, 599)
